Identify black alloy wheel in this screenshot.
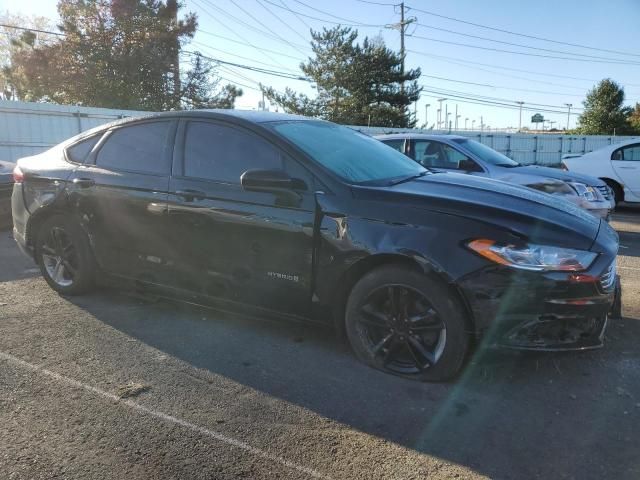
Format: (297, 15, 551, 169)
(345, 265, 469, 382)
(40, 226, 79, 288)
(358, 285, 447, 374)
(36, 215, 96, 295)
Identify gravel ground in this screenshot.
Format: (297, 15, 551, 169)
(0, 207, 639, 480)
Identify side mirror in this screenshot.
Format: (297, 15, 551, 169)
(240, 169, 307, 192)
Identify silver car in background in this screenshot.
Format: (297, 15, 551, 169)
(377, 134, 615, 220)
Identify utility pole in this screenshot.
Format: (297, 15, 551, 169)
(455, 104, 460, 131)
(424, 104, 430, 127)
(516, 101, 524, 131)
(480, 116, 484, 133)
(472, 119, 476, 130)
(564, 103, 572, 131)
(167, 0, 180, 108)
(387, 2, 416, 123)
(465, 117, 469, 130)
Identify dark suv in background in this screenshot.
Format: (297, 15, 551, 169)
(11, 111, 619, 381)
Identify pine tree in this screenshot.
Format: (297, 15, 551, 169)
(263, 26, 421, 127)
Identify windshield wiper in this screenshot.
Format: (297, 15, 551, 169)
(387, 170, 429, 186)
(500, 163, 522, 168)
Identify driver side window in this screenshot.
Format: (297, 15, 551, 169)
(413, 141, 479, 171)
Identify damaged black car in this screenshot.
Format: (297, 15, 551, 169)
(11, 111, 619, 381)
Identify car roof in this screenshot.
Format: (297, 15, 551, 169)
(116, 109, 309, 125)
(375, 133, 469, 141)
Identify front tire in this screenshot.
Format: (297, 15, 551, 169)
(36, 215, 96, 295)
(603, 179, 623, 207)
(345, 265, 470, 382)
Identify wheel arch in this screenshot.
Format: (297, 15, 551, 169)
(329, 253, 476, 340)
(600, 177, 624, 203)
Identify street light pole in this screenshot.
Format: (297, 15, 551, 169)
(564, 103, 572, 131)
(444, 103, 448, 131)
(454, 104, 459, 130)
(516, 101, 524, 131)
(472, 119, 476, 130)
(465, 118, 468, 130)
(424, 103, 430, 127)
(437, 98, 446, 129)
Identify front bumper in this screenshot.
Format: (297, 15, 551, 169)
(459, 218, 618, 351)
(459, 261, 617, 351)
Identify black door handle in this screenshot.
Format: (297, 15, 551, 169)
(72, 177, 95, 188)
(175, 189, 206, 202)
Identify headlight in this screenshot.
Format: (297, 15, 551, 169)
(467, 239, 597, 272)
(568, 182, 598, 201)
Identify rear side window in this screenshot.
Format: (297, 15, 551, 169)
(381, 139, 405, 153)
(613, 144, 640, 161)
(183, 121, 282, 183)
(96, 122, 171, 174)
(66, 135, 101, 163)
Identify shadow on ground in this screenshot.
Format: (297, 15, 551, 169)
(68, 288, 640, 480)
(0, 228, 40, 283)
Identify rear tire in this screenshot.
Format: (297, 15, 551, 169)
(345, 265, 470, 382)
(35, 215, 96, 295)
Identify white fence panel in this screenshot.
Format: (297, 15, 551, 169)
(1, 100, 639, 165)
(0, 100, 148, 161)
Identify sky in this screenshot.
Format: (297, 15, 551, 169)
(2, 0, 640, 130)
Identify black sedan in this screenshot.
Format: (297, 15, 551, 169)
(0, 160, 15, 229)
(11, 111, 618, 381)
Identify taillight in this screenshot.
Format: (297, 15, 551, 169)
(12, 165, 24, 183)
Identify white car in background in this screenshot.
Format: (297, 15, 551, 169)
(562, 139, 640, 206)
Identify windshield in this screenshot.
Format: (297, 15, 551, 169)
(270, 121, 426, 184)
(454, 138, 520, 167)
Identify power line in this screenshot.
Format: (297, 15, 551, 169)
(218, 74, 261, 91)
(414, 22, 634, 63)
(419, 53, 586, 92)
(181, 50, 310, 81)
(227, 0, 308, 57)
(191, 41, 300, 74)
(0, 23, 63, 36)
(197, 29, 305, 61)
(419, 73, 586, 98)
(355, 0, 399, 5)
(420, 87, 581, 116)
(254, 0, 310, 44)
(278, 0, 312, 29)
(405, 5, 640, 59)
(420, 86, 583, 111)
(194, 0, 310, 65)
(260, 0, 387, 27)
(407, 35, 640, 65)
(412, 51, 640, 89)
(290, 0, 384, 25)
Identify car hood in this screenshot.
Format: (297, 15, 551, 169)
(501, 165, 605, 186)
(366, 172, 601, 250)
